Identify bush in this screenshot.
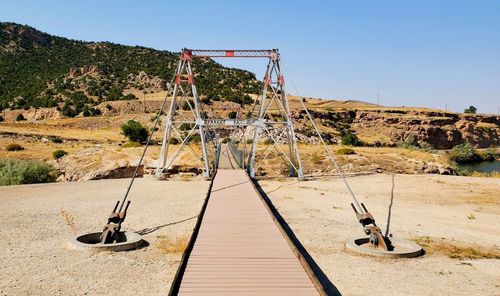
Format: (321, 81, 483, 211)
(169, 138, 180, 145)
(181, 100, 194, 111)
(0, 115, 4, 122)
(479, 149, 497, 161)
(16, 113, 26, 121)
(310, 152, 323, 164)
(50, 136, 63, 144)
(52, 149, 68, 159)
(397, 134, 419, 149)
(228, 111, 237, 119)
(122, 141, 142, 148)
(341, 131, 363, 146)
(0, 159, 57, 186)
(6, 143, 24, 151)
(337, 147, 355, 155)
(450, 143, 481, 163)
(121, 120, 149, 143)
(180, 123, 194, 131)
(221, 137, 230, 144)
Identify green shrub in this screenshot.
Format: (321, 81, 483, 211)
(310, 152, 323, 164)
(397, 134, 419, 149)
(122, 141, 142, 148)
(0, 159, 57, 186)
(181, 100, 194, 111)
(49, 136, 63, 144)
(341, 131, 363, 146)
(221, 137, 230, 144)
(121, 120, 149, 143)
(479, 149, 497, 161)
(6, 143, 24, 151)
(228, 111, 237, 119)
(16, 113, 26, 121)
(169, 138, 180, 145)
(180, 123, 194, 131)
(52, 149, 68, 159)
(337, 147, 355, 155)
(450, 143, 481, 163)
(0, 115, 4, 122)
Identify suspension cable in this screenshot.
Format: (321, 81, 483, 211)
(118, 75, 176, 212)
(283, 64, 363, 213)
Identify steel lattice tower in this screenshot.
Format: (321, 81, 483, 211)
(155, 49, 303, 179)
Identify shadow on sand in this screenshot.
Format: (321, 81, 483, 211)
(135, 215, 197, 235)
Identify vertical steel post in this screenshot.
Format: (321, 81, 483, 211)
(276, 57, 304, 178)
(248, 59, 272, 178)
(156, 59, 184, 177)
(187, 61, 211, 177)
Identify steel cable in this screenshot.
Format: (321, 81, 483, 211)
(283, 64, 363, 212)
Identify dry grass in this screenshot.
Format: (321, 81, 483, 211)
(60, 208, 77, 233)
(412, 236, 500, 260)
(156, 235, 189, 253)
(470, 171, 500, 178)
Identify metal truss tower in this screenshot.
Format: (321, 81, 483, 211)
(155, 49, 303, 179)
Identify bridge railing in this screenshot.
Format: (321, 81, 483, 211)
(228, 141, 245, 169)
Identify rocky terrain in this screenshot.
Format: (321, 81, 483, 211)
(297, 107, 499, 149)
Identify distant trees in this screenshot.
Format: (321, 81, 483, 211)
(464, 106, 477, 114)
(0, 23, 260, 111)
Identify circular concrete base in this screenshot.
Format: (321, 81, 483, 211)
(68, 231, 143, 252)
(346, 237, 422, 258)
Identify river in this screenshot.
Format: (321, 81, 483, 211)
(456, 160, 500, 173)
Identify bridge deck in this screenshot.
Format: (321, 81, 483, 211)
(176, 147, 318, 295)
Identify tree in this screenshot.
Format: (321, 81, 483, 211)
(449, 143, 481, 163)
(16, 113, 26, 121)
(341, 131, 363, 146)
(121, 120, 149, 143)
(464, 106, 477, 114)
(228, 111, 237, 119)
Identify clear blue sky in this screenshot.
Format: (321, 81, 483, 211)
(1, 0, 499, 113)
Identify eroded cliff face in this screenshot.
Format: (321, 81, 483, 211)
(294, 109, 499, 149)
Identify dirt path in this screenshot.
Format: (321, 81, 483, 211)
(260, 174, 500, 296)
(0, 177, 209, 295)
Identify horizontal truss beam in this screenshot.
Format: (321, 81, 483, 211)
(186, 49, 275, 58)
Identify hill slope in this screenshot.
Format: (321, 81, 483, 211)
(0, 22, 259, 112)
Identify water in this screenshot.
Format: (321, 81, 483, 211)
(457, 160, 500, 173)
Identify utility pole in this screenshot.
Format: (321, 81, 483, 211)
(377, 94, 380, 106)
(445, 104, 447, 112)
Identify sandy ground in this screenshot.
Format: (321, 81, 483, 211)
(0, 177, 209, 296)
(259, 174, 500, 296)
(1, 173, 499, 295)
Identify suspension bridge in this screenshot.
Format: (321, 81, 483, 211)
(90, 49, 421, 295)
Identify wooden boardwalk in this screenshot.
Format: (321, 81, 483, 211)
(176, 147, 319, 295)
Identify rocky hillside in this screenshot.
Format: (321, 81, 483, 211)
(294, 107, 499, 149)
(0, 22, 260, 112)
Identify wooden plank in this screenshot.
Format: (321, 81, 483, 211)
(175, 148, 319, 295)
